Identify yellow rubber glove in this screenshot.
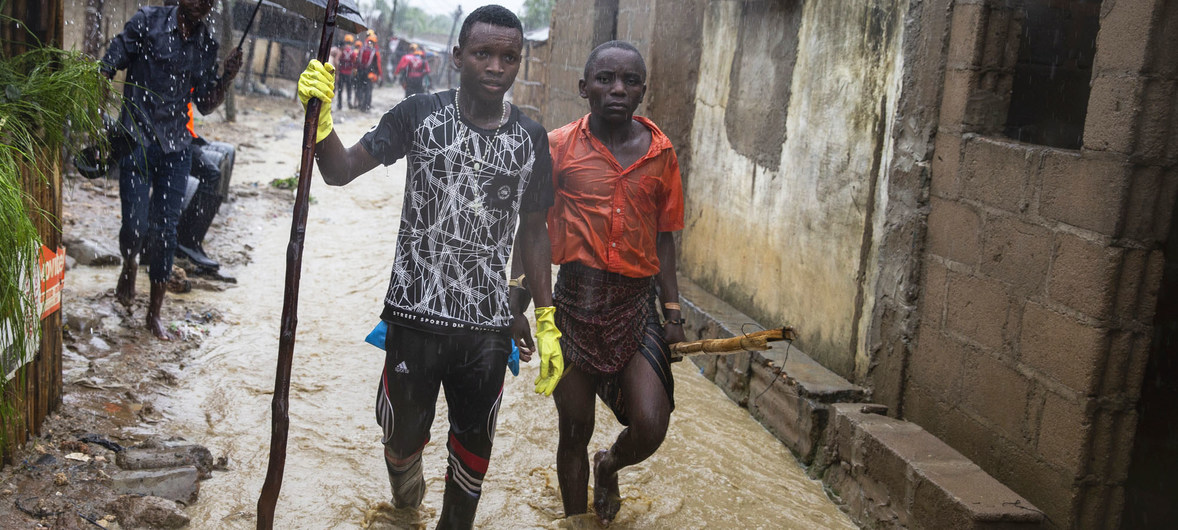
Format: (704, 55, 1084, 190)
(533, 306, 564, 396)
(297, 59, 335, 143)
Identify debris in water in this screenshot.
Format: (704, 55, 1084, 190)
(167, 321, 209, 341)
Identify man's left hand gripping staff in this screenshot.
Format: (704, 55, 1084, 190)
(534, 306, 565, 396)
(298, 60, 336, 144)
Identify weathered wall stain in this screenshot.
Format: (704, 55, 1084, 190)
(681, 0, 901, 378)
(724, 0, 802, 171)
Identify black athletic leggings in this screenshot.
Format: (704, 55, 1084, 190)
(375, 322, 509, 498)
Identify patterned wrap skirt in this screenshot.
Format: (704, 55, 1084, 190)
(554, 262, 675, 425)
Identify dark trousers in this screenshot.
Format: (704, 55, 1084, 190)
(176, 142, 223, 249)
(337, 73, 353, 108)
(356, 76, 373, 111)
(118, 142, 192, 283)
(375, 323, 509, 527)
(404, 76, 425, 97)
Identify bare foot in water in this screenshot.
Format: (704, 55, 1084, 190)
(593, 450, 621, 525)
(116, 259, 137, 307)
(147, 281, 175, 340)
(147, 315, 175, 341)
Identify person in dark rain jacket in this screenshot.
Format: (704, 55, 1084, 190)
(101, 0, 242, 339)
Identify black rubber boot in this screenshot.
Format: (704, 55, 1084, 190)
(176, 190, 222, 270)
(436, 476, 480, 530)
(386, 451, 426, 509)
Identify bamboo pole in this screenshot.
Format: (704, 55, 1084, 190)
(255, 1, 340, 527)
(670, 327, 796, 357)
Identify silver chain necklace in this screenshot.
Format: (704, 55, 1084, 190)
(454, 87, 509, 172)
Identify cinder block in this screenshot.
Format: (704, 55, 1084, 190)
(1121, 165, 1165, 241)
(1123, 166, 1178, 243)
(927, 197, 982, 265)
(960, 135, 1039, 212)
(1124, 331, 1152, 400)
(828, 404, 1045, 530)
(941, 68, 977, 128)
(1086, 410, 1119, 483)
(1039, 150, 1131, 236)
(931, 132, 964, 198)
(1092, 0, 1160, 75)
(1018, 302, 1109, 394)
(1109, 411, 1139, 483)
(1047, 233, 1121, 320)
(1083, 75, 1145, 155)
(1077, 483, 1114, 530)
(945, 271, 1011, 351)
(1102, 330, 1135, 396)
(1036, 391, 1093, 474)
(982, 427, 1078, 529)
(962, 352, 1031, 441)
(1135, 80, 1177, 164)
(747, 361, 827, 465)
(713, 351, 751, 405)
(910, 460, 1045, 530)
(947, 1, 987, 68)
(922, 258, 950, 329)
(910, 327, 969, 405)
(979, 215, 1052, 293)
(1114, 248, 1166, 324)
(1113, 248, 1148, 321)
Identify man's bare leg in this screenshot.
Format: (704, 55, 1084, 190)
(553, 364, 597, 517)
(116, 257, 137, 307)
(147, 281, 174, 340)
(592, 353, 671, 525)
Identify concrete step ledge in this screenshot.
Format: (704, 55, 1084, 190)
(824, 404, 1045, 529)
(677, 275, 1043, 529)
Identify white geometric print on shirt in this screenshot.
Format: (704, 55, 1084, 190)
(384, 101, 537, 329)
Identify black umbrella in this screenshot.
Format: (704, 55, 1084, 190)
(236, 0, 367, 50)
(253, 1, 365, 528)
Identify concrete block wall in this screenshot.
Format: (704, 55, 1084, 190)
(513, 40, 549, 124)
(679, 274, 1044, 529)
(541, 0, 619, 129)
(905, 1, 1178, 528)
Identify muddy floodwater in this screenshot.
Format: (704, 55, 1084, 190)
(103, 88, 858, 529)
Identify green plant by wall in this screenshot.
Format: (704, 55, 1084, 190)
(0, 43, 112, 448)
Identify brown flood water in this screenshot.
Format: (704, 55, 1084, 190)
(147, 91, 856, 529)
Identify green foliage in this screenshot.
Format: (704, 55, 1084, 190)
(520, 0, 554, 31)
(0, 45, 112, 445)
(393, 6, 453, 38)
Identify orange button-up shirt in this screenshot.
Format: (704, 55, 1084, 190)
(547, 114, 684, 278)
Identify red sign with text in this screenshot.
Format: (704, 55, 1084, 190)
(39, 245, 64, 319)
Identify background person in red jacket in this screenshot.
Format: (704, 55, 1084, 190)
(394, 43, 432, 97)
(337, 34, 358, 109)
(356, 33, 383, 112)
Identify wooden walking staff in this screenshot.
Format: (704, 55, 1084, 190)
(255, 1, 340, 527)
(670, 327, 797, 360)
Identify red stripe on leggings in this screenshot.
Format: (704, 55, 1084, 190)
(448, 433, 489, 474)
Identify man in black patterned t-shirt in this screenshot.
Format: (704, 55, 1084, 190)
(296, 5, 564, 528)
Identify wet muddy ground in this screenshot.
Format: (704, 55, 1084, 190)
(0, 82, 856, 529)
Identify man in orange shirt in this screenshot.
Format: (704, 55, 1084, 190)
(516, 40, 685, 525)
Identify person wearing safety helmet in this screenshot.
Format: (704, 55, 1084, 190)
(355, 33, 383, 112)
(394, 43, 432, 97)
(337, 33, 358, 109)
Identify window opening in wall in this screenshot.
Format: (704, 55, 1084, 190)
(1003, 0, 1101, 150)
